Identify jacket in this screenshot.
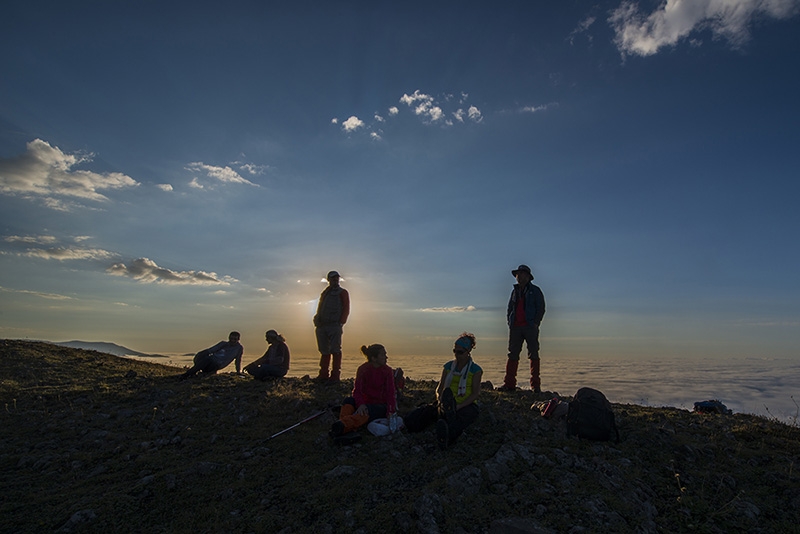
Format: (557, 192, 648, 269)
(507, 282, 545, 327)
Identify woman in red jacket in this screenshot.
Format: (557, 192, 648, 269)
(330, 344, 396, 437)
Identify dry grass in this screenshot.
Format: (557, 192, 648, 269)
(1, 339, 799, 533)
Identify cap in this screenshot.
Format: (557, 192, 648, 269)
(327, 270, 340, 279)
(265, 329, 278, 338)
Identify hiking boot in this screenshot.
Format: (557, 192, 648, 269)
(435, 419, 449, 450)
(439, 388, 457, 421)
(496, 385, 516, 393)
(329, 420, 345, 438)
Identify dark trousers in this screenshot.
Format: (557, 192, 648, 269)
(508, 324, 540, 361)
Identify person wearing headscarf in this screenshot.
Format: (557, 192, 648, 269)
(434, 332, 482, 449)
(243, 330, 290, 380)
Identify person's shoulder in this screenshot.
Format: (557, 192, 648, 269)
(470, 361, 483, 373)
(443, 360, 453, 370)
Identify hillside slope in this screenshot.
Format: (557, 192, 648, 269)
(1, 339, 798, 533)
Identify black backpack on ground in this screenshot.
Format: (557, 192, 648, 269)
(566, 387, 620, 442)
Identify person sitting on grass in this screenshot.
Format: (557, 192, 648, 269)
(244, 330, 290, 380)
(330, 344, 396, 439)
(180, 331, 243, 379)
(404, 332, 482, 450)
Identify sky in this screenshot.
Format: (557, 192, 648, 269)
(1, 0, 800, 365)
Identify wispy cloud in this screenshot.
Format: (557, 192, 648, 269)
(609, 0, 800, 57)
(0, 285, 73, 300)
(21, 247, 118, 261)
(185, 162, 259, 187)
(4, 235, 58, 245)
(156, 183, 173, 192)
(519, 103, 557, 114)
(417, 305, 477, 313)
(0, 139, 139, 207)
(107, 257, 238, 286)
(3, 235, 117, 261)
(569, 16, 597, 45)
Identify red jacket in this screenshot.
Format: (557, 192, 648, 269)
(352, 362, 396, 413)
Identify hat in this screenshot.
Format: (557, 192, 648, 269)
(327, 270, 340, 279)
(265, 329, 278, 338)
(511, 264, 533, 279)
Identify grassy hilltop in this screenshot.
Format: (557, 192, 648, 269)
(1, 339, 799, 533)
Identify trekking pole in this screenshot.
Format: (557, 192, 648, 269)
(266, 409, 326, 441)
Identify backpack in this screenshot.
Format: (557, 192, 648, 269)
(566, 387, 619, 442)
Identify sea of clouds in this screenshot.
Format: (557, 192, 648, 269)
(149, 352, 799, 424)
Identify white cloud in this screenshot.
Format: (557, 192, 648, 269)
(417, 305, 477, 313)
(238, 163, 267, 175)
(188, 177, 204, 189)
(467, 106, 483, 122)
(334, 90, 484, 138)
(0, 285, 73, 300)
(21, 246, 118, 261)
(156, 183, 173, 192)
(107, 257, 238, 286)
(331, 118, 339, 124)
(0, 139, 139, 205)
(569, 16, 597, 45)
(610, 0, 800, 57)
(186, 162, 258, 187)
(400, 90, 433, 107)
(519, 103, 555, 114)
(341, 116, 365, 132)
(4, 235, 58, 245)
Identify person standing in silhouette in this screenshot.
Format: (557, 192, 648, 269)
(313, 270, 350, 383)
(499, 264, 545, 393)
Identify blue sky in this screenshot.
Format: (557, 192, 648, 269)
(1, 1, 799, 363)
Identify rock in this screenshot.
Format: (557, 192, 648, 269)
(490, 517, 555, 534)
(323, 465, 357, 478)
(58, 509, 96, 532)
(447, 466, 482, 495)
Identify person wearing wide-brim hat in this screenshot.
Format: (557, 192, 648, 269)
(498, 264, 546, 393)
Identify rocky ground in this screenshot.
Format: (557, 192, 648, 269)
(1, 339, 799, 533)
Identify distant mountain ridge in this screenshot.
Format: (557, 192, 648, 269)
(54, 340, 164, 358)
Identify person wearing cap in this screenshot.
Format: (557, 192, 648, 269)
(313, 270, 350, 382)
(243, 329, 290, 380)
(499, 264, 546, 393)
